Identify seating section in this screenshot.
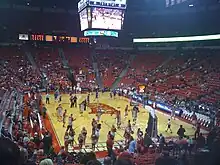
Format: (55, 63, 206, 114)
(96, 50, 129, 87)
(120, 53, 167, 87)
(32, 47, 70, 89)
(1, 46, 220, 165)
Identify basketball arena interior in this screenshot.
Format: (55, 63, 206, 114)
(0, 0, 220, 165)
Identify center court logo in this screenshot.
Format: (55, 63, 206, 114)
(88, 103, 118, 115)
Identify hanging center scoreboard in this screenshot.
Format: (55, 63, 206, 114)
(78, 0, 127, 31)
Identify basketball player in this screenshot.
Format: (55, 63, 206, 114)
(91, 118, 97, 129)
(192, 112, 197, 129)
(111, 125, 117, 139)
(62, 109, 67, 127)
(70, 94, 74, 108)
(132, 105, 138, 125)
(124, 105, 128, 118)
(56, 104, 63, 122)
(127, 120, 132, 134)
(78, 133, 84, 149)
(73, 95, 77, 107)
(95, 89, 99, 101)
(113, 90, 116, 99)
(81, 127, 87, 146)
(66, 114, 75, 132)
(116, 110, 121, 129)
(45, 93, 50, 104)
(165, 119, 172, 133)
(171, 108, 175, 120)
(110, 92, 113, 99)
(80, 102, 84, 117)
(96, 106, 102, 123)
(87, 93, 90, 105)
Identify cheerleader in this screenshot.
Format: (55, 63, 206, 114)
(116, 111, 121, 129)
(81, 127, 87, 145)
(165, 119, 172, 133)
(124, 105, 128, 119)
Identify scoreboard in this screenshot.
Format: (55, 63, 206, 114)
(19, 33, 89, 44)
(78, 0, 127, 12)
(165, 0, 187, 7)
(78, 0, 127, 31)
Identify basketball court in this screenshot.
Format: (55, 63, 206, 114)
(42, 92, 207, 152)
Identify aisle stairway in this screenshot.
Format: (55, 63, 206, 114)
(111, 54, 136, 90)
(58, 48, 75, 84)
(92, 50, 103, 89)
(23, 46, 46, 87)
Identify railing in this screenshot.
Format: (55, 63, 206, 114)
(0, 90, 15, 137)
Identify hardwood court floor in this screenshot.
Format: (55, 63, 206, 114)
(42, 93, 207, 147)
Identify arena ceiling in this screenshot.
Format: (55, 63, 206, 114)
(1, 0, 220, 39)
(6, 0, 220, 11)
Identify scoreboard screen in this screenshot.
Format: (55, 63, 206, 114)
(79, 8, 89, 31)
(78, 0, 127, 31)
(84, 30, 118, 37)
(78, 0, 89, 12)
(91, 7, 124, 30)
(166, 0, 187, 7)
(20, 33, 86, 43)
(78, 0, 127, 11)
(89, 0, 127, 9)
